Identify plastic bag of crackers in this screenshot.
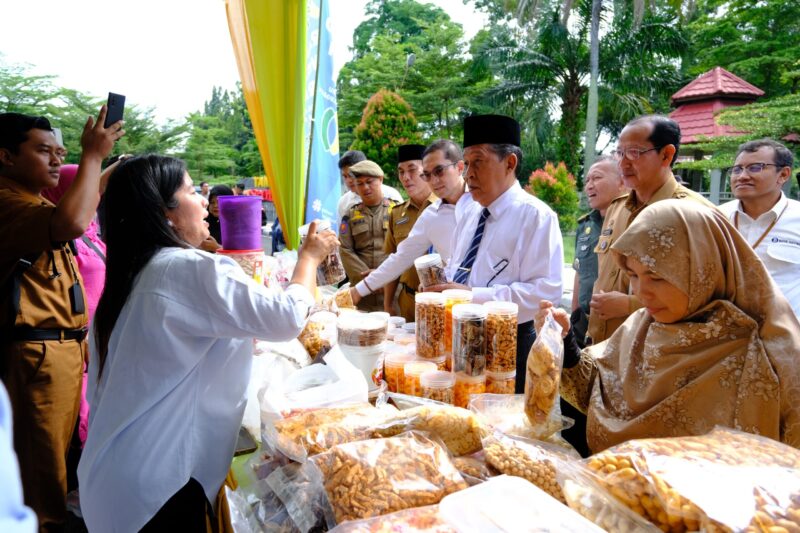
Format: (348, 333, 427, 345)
(451, 450, 499, 486)
(264, 403, 393, 462)
(524, 313, 563, 437)
(482, 431, 579, 505)
(371, 404, 485, 457)
(469, 393, 574, 447)
(328, 504, 455, 533)
(306, 431, 468, 527)
(572, 427, 800, 533)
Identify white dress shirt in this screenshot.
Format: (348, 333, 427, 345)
(0, 383, 36, 533)
(720, 193, 800, 318)
(336, 185, 404, 220)
(355, 193, 472, 296)
(445, 182, 563, 323)
(78, 248, 313, 532)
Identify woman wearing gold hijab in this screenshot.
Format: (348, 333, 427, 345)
(538, 199, 800, 453)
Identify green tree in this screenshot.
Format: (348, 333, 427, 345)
(686, 0, 800, 97)
(350, 89, 422, 189)
(524, 161, 580, 232)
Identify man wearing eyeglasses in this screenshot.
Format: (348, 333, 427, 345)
(427, 115, 564, 393)
(720, 139, 800, 318)
(339, 159, 398, 311)
(350, 140, 469, 320)
(588, 115, 714, 344)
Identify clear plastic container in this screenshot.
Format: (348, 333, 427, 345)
(394, 333, 416, 346)
(386, 327, 403, 341)
(217, 249, 264, 284)
(420, 370, 456, 404)
(486, 370, 516, 394)
(484, 301, 518, 373)
(443, 289, 473, 356)
(415, 292, 446, 359)
(388, 316, 406, 329)
(452, 304, 488, 376)
(299, 220, 346, 286)
(403, 361, 437, 397)
(403, 322, 416, 333)
(298, 311, 337, 360)
(384, 349, 417, 393)
(337, 313, 387, 347)
(431, 354, 448, 371)
(454, 372, 486, 408)
(414, 254, 447, 289)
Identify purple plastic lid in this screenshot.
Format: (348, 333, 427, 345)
(218, 196, 262, 251)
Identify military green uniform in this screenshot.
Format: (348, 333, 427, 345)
(572, 209, 603, 345)
(588, 177, 716, 343)
(340, 198, 397, 311)
(384, 194, 436, 322)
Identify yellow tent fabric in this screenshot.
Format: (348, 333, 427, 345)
(225, 0, 308, 250)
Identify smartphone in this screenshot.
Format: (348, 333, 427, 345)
(234, 426, 258, 456)
(103, 92, 126, 128)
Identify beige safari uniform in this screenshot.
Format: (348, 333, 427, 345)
(588, 177, 716, 343)
(340, 198, 396, 311)
(384, 194, 436, 322)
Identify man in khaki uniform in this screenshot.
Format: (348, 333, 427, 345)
(0, 110, 121, 529)
(588, 115, 715, 344)
(383, 144, 436, 320)
(339, 159, 397, 311)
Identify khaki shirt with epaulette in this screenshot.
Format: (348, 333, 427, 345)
(587, 177, 716, 344)
(384, 194, 436, 291)
(340, 198, 396, 286)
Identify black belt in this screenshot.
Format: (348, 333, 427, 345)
(11, 327, 88, 342)
(399, 282, 417, 295)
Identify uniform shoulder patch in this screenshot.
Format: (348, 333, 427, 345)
(339, 217, 349, 235)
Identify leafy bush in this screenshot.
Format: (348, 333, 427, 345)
(524, 161, 580, 233)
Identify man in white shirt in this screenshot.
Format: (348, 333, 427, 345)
(336, 150, 403, 221)
(720, 138, 800, 318)
(430, 115, 564, 392)
(350, 140, 469, 317)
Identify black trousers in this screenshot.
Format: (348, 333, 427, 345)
(140, 478, 209, 532)
(514, 321, 536, 394)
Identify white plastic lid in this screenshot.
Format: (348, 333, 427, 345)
(385, 350, 416, 366)
(404, 361, 437, 378)
(403, 322, 416, 332)
(442, 289, 473, 302)
(414, 253, 443, 269)
(388, 316, 406, 328)
(420, 370, 456, 388)
(483, 300, 519, 316)
(415, 292, 445, 304)
(298, 219, 332, 237)
(455, 371, 486, 384)
(308, 311, 337, 324)
(337, 314, 385, 332)
(369, 311, 390, 322)
(485, 369, 517, 380)
(386, 327, 403, 340)
(394, 333, 416, 346)
(452, 303, 488, 320)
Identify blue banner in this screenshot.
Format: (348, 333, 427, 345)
(304, 0, 341, 228)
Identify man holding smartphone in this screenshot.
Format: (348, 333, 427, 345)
(0, 106, 123, 529)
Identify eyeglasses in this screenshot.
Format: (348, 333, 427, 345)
(613, 147, 661, 161)
(421, 162, 457, 181)
(728, 163, 781, 178)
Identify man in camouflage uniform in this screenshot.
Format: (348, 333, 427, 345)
(339, 160, 397, 312)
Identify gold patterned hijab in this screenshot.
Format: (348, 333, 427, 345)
(584, 199, 800, 452)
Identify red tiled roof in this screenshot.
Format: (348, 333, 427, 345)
(671, 67, 764, 105)
(669, 99, 753, 144)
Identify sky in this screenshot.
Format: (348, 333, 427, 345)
(0, 0, 488, 124)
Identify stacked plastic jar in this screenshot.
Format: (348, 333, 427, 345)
(298, 220, 346, 286)
(452, 304, 488, 408)
(442, 289, 473, 358)
(420, 370, 455, 404)
(403, 361, 437, 397)
(484, 301, 518, 392)
(415, 292, 446, 359)
(413, 253, 447, 290)
(384, 347, 416, 393)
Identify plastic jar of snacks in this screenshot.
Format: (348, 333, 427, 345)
(298, 311, 337, 360)
(384, 349, 416, 393)
(484, 301, 518, 373)
(388, 316, 406, 329)
(454, 372, 486, 408)
(452, 304, 487, 376)
(337, 313, 387, 347)
(415, 292, 446, 359)
(431, 354, 448, 371)
(420, 370, 456, 404)
(443, 289, 473, 356)
(403, 361, 437, 397)
(394, 333, 416, 347)
(298, 220, 346, 286)
(413, 254, 447, 289)
(485, 370, 516, 394)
